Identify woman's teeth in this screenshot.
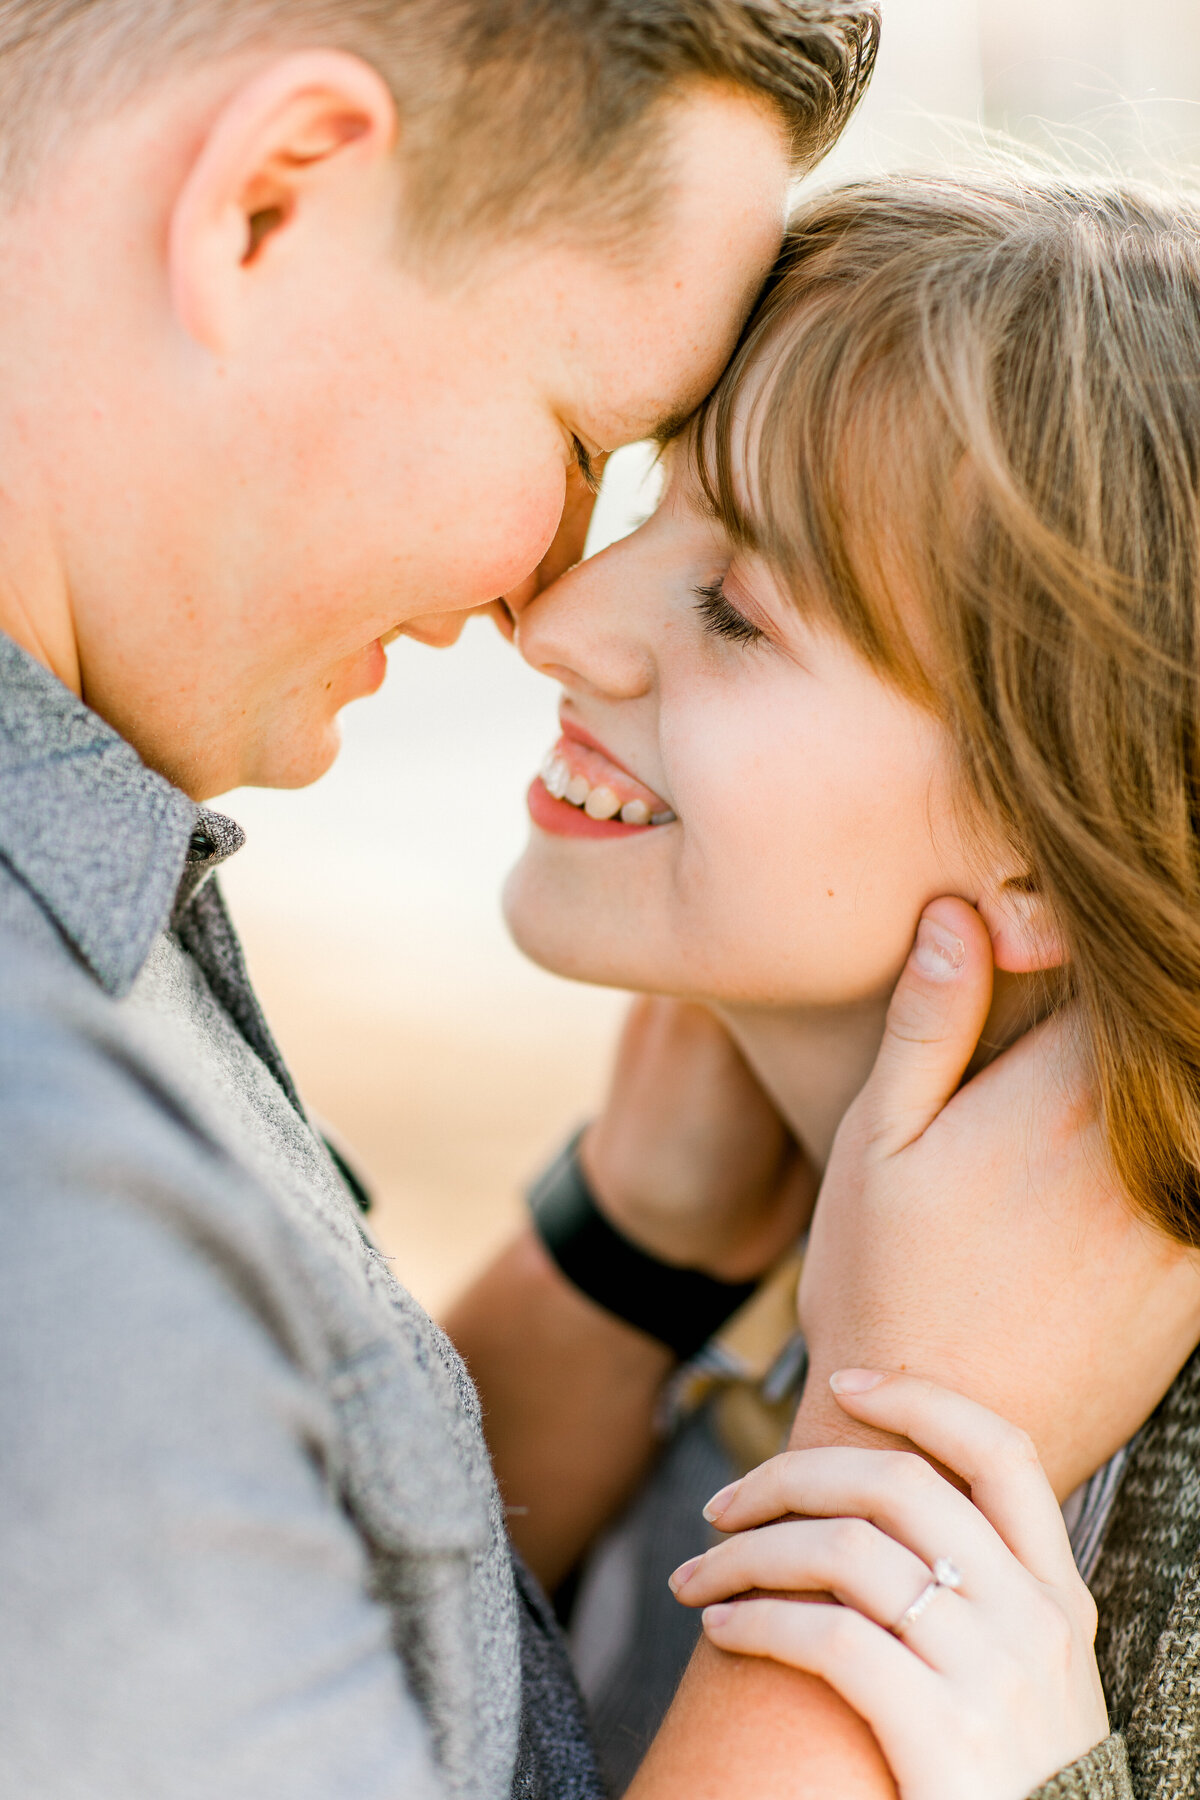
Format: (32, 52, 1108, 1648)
(540, 755, 676, 827)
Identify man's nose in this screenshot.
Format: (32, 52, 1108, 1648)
(502, 457, 609, 624)
(480, 599, 518, 643)
(397, 606, 485, 650)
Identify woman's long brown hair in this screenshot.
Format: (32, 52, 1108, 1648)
(696, 170, 1200, 1243)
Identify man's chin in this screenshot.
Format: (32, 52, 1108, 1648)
(232, 717, 346, 795)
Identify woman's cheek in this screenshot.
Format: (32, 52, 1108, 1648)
(675, 747, 903, 997)
(670, 748, 807, 937)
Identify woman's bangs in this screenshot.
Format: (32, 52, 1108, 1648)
(693, 305, 945, 704)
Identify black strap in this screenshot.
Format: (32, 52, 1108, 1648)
(528, 1134, 757, 1362)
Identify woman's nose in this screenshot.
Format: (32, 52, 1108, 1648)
(515, 542, 655, 701)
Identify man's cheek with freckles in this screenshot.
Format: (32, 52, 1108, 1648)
(426, 464, 569, 615)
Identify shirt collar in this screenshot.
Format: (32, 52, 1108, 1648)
(0, 632, 244, 996)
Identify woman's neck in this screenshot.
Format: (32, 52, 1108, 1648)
(715, 996, 889, 1172)
(717, 968, 1047, 1174)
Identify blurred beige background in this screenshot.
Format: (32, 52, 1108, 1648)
(217, 0, 1200, 1318)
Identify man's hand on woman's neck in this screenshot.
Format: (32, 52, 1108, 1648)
(791, 901, 1200, 1500)
(717, 960, 1049, 1175)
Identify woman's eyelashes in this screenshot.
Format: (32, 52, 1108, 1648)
(693, 577, 767, 648)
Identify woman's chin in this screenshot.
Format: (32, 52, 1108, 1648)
(502, 861, 643, 990)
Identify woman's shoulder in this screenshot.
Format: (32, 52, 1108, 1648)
(1090, 1342, 1200, 1771)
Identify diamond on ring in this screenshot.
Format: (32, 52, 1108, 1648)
(932, 1557, 963, 1590)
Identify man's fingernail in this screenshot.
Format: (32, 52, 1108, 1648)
(913, 917, 965, 980)
(829, 1368, 887, 1395)
(668, 1556, 701, 1594)
(703, 1480, 741, 1524)
(703, 1603, 735, 1629)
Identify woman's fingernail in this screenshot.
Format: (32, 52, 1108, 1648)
(830, 1368, 887, 1395)
(668, 1556, 701, 1594)
(702, 1480, 741, 1524)
(703, 1603, 735, 1629)
(914, 917, 965, 980)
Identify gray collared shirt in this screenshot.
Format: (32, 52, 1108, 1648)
(0, 633, 601, 1800)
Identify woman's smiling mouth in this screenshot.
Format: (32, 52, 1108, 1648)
(528, 723, 676, 839)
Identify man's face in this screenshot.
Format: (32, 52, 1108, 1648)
(65, 83, 790, 798)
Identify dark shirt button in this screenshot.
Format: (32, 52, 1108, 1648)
(189, 829, 214, 860)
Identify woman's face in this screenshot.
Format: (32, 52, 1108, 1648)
(504, 461, 990, 1012)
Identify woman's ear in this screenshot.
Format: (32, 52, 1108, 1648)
(167, 50, 398, 351)
(976, 873, 1068, 975)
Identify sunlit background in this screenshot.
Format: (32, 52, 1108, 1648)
(218, 0, 1200, 1315)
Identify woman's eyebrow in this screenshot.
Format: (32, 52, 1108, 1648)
(689, 482, 721, 523)
(669, 451, 721, 521)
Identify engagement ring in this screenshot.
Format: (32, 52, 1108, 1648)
(892, 1557, 963, 1635)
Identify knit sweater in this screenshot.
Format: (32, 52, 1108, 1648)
(1029, 1343, 1200, 1797)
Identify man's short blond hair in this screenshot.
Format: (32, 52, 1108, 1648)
(0, 1, 877, 249)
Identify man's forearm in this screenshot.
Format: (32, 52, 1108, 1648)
(447, 1227, 901, 1792)
(447, 998, 813, 1591)
(443, 1225, 674, 1591)
(629, 1641, 895, 1800)
(627, 1398, 899, 1800)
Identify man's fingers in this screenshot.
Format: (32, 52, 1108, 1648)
(857, 898, 994, 1155)
(959, 1005, 1090, 1160)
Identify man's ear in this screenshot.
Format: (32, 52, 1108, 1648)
(168, 50, 397, 351)
(976, 872, 1068, 975)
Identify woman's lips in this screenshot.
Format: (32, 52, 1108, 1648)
(527, 777, 649, 839)
(528, 730, 676, 839)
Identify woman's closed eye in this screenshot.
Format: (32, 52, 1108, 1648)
(694, 577, 766, 648)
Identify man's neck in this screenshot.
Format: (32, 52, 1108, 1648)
(0, 511, 79, 695)
(0, 202, 83, 695)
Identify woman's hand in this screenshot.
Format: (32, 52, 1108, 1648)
(668, 1371, 1110, 1800)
